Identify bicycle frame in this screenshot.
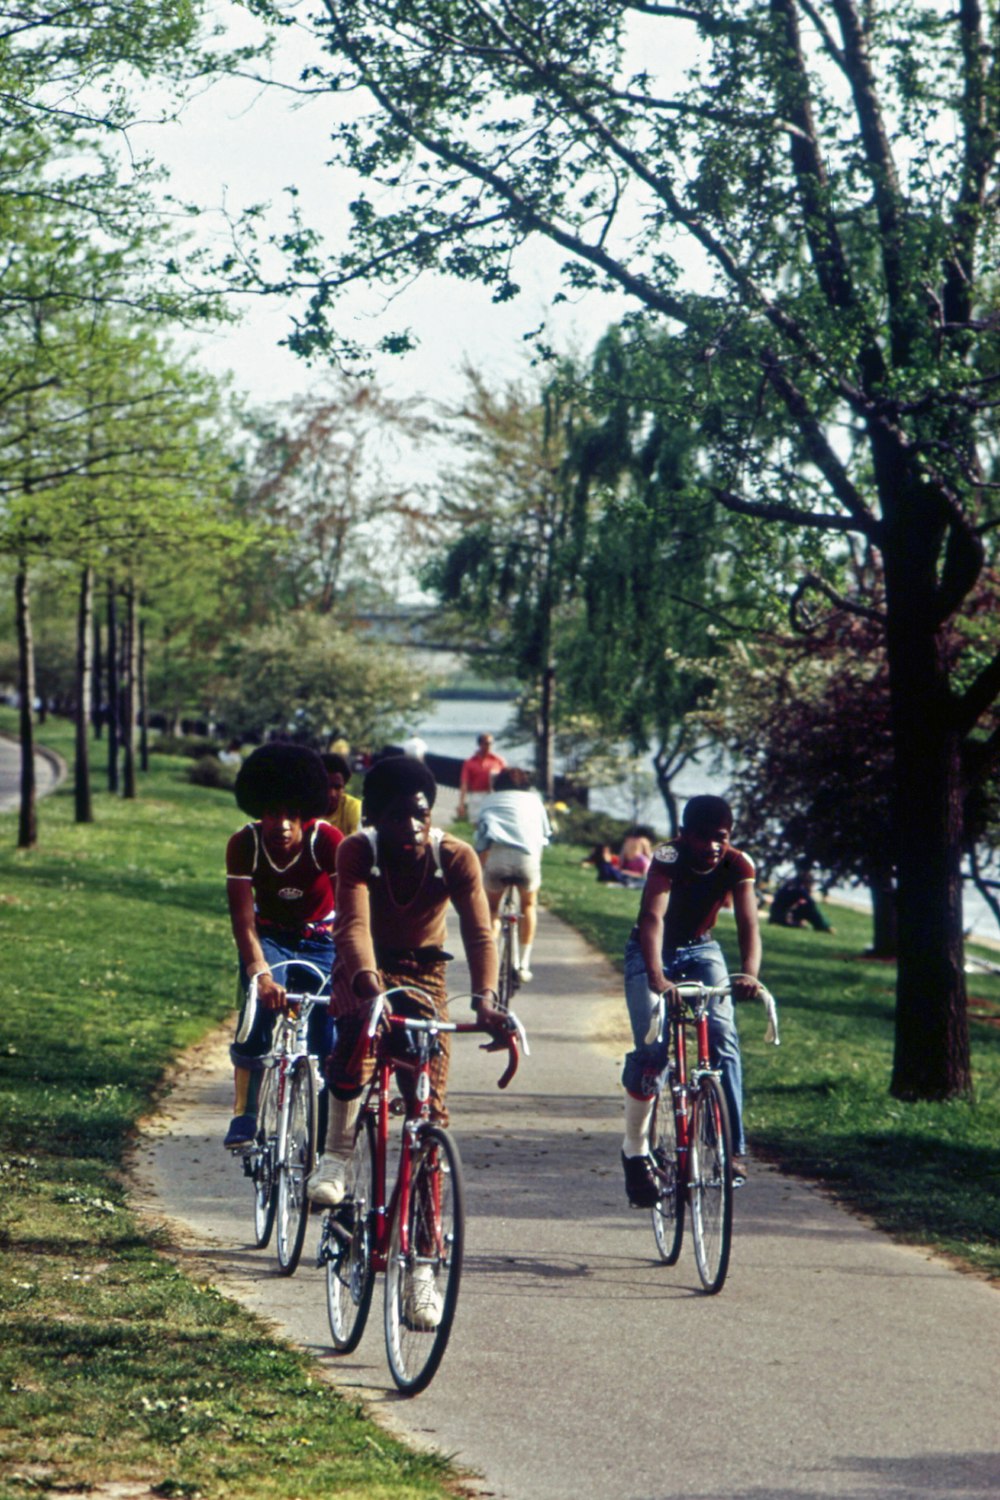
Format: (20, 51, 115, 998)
(237, 959, 330, 1270)
(658, 983, 721, 1199)
(320, 987, 528, 1389)
(352, 992, 524, 1271)
(238, 959, 329, 1154)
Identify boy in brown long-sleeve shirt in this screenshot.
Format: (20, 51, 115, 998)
(308, 755, 507, 1207)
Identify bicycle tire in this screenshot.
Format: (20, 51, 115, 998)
(326, 1110, 377, 1353)
(251, 1067, 279, 1248)
(275, 1058, 316, 1276)
(497, 887, 521, 1010)
(689, 1075, 733, 1294)
(650, 1086, 684, 1265)
(384, 1124, 464, 1395)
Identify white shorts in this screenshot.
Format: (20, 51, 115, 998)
(480, 843, 542, 894)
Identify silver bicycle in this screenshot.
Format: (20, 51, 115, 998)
(234, 958, 329, 1276)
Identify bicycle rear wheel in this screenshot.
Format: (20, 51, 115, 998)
(251, 1067, 279, 1248)
(650, 1085, 684, 1265)
(325, 1110, 377, 1353)
(275, 1059, 317, 1275)
(497, 887, 521, 1010)
(384, 1125, 464, 1394)
(689, 1075, 733, 1294)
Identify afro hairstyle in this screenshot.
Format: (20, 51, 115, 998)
(234, 743, 330, 821)
(681, 794, 734, 834)
(362, 754, 437, 823)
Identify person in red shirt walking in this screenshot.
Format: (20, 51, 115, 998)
(456, 732, 506, 822)
(223, 743, 343, 1149)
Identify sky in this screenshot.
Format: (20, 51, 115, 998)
(127, 4, 635, 414)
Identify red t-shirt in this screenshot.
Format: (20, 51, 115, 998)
(460, 750, 506, 794)
(646, 839, 756, 947)
(226, 819, 342, 928)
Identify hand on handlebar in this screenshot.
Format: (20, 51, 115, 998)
(474, 990, 516, 1048)
(256, 972, 288, 1011)
(731, 974, 763, 1003)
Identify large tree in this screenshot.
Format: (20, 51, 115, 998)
(245, 0, 1000, 1101)
(422, 362, 586, 795)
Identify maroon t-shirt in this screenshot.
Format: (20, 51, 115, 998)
(226, 820, 342, 928)
(645, 839, 756, 947)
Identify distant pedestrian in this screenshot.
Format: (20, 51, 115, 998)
(456, 732, 506, 823)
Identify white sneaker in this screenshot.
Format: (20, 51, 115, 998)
(517, 966, 533, 984)
(307, 1154, 348, 1206)
(403, 1262, 443, 1330)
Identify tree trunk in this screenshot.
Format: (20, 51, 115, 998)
(122, 584, 138, 799)
(106, 583, 119, 793)
(75, 565, 94, 823)
(139, 617, 149, 773)
(91, 606, 103, 739)
(536, 660, 556, 800)
(15, 566, 37, 850)
(883, 517, 971, 1099)
(867, 879, 897, 959)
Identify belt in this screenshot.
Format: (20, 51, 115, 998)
(258, 919, 334, 939)
(376, 945, 454, 965)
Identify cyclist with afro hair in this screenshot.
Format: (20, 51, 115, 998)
(223, 742, 343, 1149)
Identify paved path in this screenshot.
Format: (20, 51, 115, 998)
(132, 901, 1000, 1500)
(0, 732, 63, 812)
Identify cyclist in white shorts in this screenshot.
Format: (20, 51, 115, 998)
(475, 767, 552, 982)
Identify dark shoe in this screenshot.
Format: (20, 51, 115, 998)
(224, 1112, 256, 1149)
(622, 1151, 660, 1208)
(732, 1154, 748, 1186)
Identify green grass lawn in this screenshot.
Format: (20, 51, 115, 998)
(0, 714, 458, 1500)
(540, 837, 1000, 1282)
(2, 729, 998, 1499)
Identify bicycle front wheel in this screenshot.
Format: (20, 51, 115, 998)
(689, 1075, 733, 1294)
(384, 1125, 464, 1395)
(275, 1059, 317, 1275)
(251, 1067, 279, 1248)
(325, 1110, 377, 1353)
(650, 1087, 684, 1265)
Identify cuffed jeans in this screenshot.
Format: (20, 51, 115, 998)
(622, 933, 746, 1155)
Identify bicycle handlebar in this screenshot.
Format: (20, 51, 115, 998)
(644, 976, 779, 1046)
(351, 988, 529, 1089)
(234, 959, 332, 1046)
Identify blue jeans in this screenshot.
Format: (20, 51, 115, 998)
(622, 933, 745, 1155)
(230, 929, 336, 1069)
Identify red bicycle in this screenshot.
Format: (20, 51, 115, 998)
(318, 988, 527, 1394)
(645, 978, 778, 1295)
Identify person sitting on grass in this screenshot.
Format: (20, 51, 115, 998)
(768, 861, 834, 933)
(620, 794, 763, 1201)
(223, 743, 343, 1149)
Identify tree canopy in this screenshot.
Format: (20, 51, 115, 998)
(246, 0, 1000, 1100)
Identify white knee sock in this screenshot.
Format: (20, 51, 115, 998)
(324, 1096, 360, 1158)
(519, 943, 533, 969)
(623, 1092, 654, 1157)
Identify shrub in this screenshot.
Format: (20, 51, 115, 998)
(187, 755, 238, 791)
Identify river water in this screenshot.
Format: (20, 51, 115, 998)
(408, 695, 999, 944)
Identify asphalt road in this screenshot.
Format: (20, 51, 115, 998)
(0, 732, 62, 812)
(132, 900, 1000, 1500)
